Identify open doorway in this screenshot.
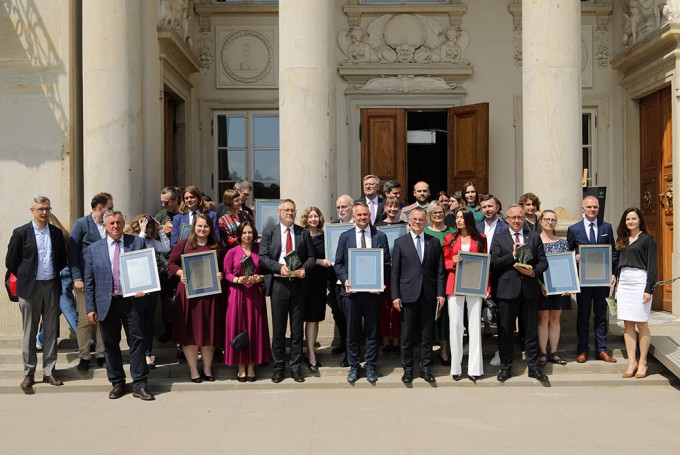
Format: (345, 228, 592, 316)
(407, 110, 448, 203)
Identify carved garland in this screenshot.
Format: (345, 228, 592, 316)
(220, 29, 274, 84)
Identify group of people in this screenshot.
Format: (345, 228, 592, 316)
(5, 175, 657, 399)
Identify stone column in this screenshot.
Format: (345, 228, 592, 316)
(279, 0, 335, 220)
(82, 1, 144, 218)
(522, 0, 582, 222)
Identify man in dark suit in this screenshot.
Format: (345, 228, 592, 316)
(567, 195, 618, 364)
(6, 196, 67, 393)
(401, 181, 431, 222)
(259, 199, 315, 383)
(391, 207, 445, 383)
(476, 194, 509, 249)
(84, 210, 154, 401)
(334, 203, 390, 384)
(490, 204, 549, 382)
(68, 192, 112, 371)
(355, 174, 385, 225)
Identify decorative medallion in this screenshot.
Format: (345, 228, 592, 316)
(220, 29, 274, 84)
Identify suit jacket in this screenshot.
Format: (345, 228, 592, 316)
(334, 226, 391, 298)
(170, 210, 221, 246)
(6, 222, 67, 299)
(83, 234, 145, 321)
(354, 196, 385, 224)
(68, 214, 105, 282)
(259, 223, 316, 296)
(566, 218, 618, 271)
(391, 232, 445, 303)
(442, 233, 490, 296)
(476, 219, 509, 243)
(490, 229, 547, 301)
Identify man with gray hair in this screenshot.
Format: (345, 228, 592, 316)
(6, 196, 67, 393)
(355, 174, 385, 225)
(234, 179, 254, 217)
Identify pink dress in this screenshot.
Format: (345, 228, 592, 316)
(223, 245, 271, 365)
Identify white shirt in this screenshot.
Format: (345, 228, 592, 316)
(410, 231, 424, 262)
(92, 214, 106, 239)
(483, 218, 499, 251)
(509, 229, 525, 245)
(354, 226, 372, 248)
(278, 224, 296, 265)
(582, 217, 598, 241)
(32, 221, 55, 280)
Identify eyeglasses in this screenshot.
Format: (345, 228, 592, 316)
(281, 209, 297, 213)
(431, 211, 445, 216)
(336, 205, 349, 209)
(33, 207, 52, 213)
(542, 219, 557, 224)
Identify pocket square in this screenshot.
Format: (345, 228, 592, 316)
(601, 233, 608, 237)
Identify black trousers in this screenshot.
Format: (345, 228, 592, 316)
(136, 294, 157, 356)
(345, 293, 380, 369)
(270, 278, 306, 371)
(326, 282, 347, 349)
(498, 296, 538, 369)
(99, 296, 149, 388)
(400, 293, 435, 372)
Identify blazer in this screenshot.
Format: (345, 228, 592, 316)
(490, 229, 547, 301)
(259, 223, 316, 297)
(442, 233, 490, 296)
(566, 218, 618, 271)
(333, 226, 391, 298)
(6, 222, 67, 299)
(170, 210, 221, 246)
(391, 232, 445, 303)
(476, 219, 509, 244)
(83, 234, 145, 321)
(68, 214, 105, 282)
(355, 196, 385, 224)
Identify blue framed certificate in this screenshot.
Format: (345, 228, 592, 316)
(348, 248, 384, 293)
(179, 223, 192, 240)
(324, 223, 352, 264)
(453, 252, 490, 298)
(544, 251, 580, 295)
(181, 250, 222, 299)
(255, 199, 281, 235)
(376, 224, 408, 256)
(579, 245, 612, 287)
(119, 248, 161, 298)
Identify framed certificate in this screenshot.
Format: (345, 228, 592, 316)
(579, 244, 612, 287)
(376, 224, 408, 255)
(453, 251, 490, 298)
(255, 199, 281, 235)
(179, 223, 192, 240)
(544, 251, 580, 295)
(348, 248, 384, 293)
(324, 223, 352, 264)
(181, 250, 222, 299)
(119, 248, 161, 297)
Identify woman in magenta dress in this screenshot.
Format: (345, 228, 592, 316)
(168, 213, 225, 383)
(223, 221, 271, 382)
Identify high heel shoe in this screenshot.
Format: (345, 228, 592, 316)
(237, 375, 247, 383)
(469, 375, 480, 384)
(190, 376, 203, 383)
(622, 364, 638, 378)
(201, 372, 215, 382)
(635, 366, 648, 379)
(452, 374, 462, 381)
(246, 375, 256, 382)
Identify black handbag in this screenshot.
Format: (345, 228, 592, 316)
(229, 297, 249, 351)
(482, 298, 498, 325)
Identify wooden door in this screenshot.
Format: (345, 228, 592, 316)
(640, 86, 673, 311)
(163, 92, 176, 187)
(361, 109, 407, 202)
(448, 103, 489, 194)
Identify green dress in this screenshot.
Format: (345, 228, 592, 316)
(424, 225, 456, 343)
(466, 204, 484, 224)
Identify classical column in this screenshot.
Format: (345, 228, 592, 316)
(82, 1, 144, 218)
(522, 0, 582, 222)
(279, 0, 335, 219)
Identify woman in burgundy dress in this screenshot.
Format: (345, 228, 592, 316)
(223, 221, 271, 382)
(168, 213, 225, 383)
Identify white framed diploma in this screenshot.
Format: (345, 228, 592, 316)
(181, 250, 222, 299)
(119, 248, 161, 297)
(453, 251, 490, 298)
(347, 248, 384, 293)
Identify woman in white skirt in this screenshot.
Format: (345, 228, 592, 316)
(615, 207, 656, 379)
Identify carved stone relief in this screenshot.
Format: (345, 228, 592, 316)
(338, 14, 470, 65)
(664, 0, 680, 20)
(158, 0, 194, 48)
(622, 0, 665, 47)
(357, 75, 456, 93)
(216, 26, 276, 88)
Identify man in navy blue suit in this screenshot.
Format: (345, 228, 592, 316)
(84, 210, 154, 400)
(567, 195, 618, 364)
(334, 203, 390, 384)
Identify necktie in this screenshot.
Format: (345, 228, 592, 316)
(370, 200, 376, 224)
(514, 232, 520, 244)
(360, 229, 366, 248)
(589, 222, 596, 244)
(285, 228, 293, 254)
(190, 211, 196, 225)
(112, 240, 121, 295)
(416, 235, 423, 263)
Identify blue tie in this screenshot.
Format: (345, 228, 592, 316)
(416, 235, 423, 263)
(589, 222, 596, 244)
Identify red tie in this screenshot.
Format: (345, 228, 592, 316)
(285, 228, 293, 254)
(514, 232, 520, 244)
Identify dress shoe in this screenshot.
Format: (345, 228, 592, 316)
(42, 374, 64, 386)
(20, 375, 35, 393)
(347, 368, 360, 384)
(77, 358, 90, 372)
(237, 375, 247, 383)
(451, 374, 462, 381)
(271, 369, 284, 383)
(201, 373, 215, 382)
(401, 370, 413, 384)
(96, 357, 106, 368)
(528, 368, 549, 382)
(191, 376, 203, 383)
(439, 353, 451, 367)
(132, 386, 155, 401)
(290, 370, 305, 383)
(419, 370, 436, 383)
(331, 346, 346, 354)
(576, 352, 588, 363)
(108, 382, 125, 399)
(339, 358, 349, 368)
(246, 375, 256, 383)
(365, 368, 378, 383)
(597, 351, 617, 363)
(496, 368, 512, 383)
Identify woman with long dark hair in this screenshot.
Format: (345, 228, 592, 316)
(462, 182, 484, 224)
(615, 207, 656, 379)
(443, 208, 488, 382)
